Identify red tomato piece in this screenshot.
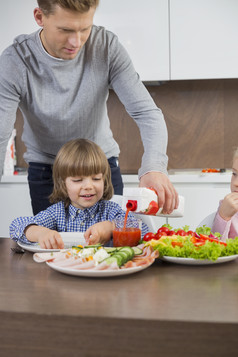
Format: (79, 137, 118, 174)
(187, 230, 196, 236)
(194, 242, 206, 247)
(157, 227, 170, 234)
(144, 201, 159, 215)
(168, 230, 176, 236)
(143, 232, 156, 241)
(172, 241, 183, 247)
(176, 229, 186, 236)
(155, 232, 166, 240)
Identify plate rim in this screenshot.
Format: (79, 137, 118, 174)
(160, 254, 238, 265)
(46, 260, 153, 277)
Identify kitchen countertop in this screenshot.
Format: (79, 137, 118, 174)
(1, 170, 232, 184)
(1, 238, 238, 356)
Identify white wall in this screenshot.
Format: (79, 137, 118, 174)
(0, 0, 38, 55)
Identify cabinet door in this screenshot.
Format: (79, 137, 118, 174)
(0, 0, 38, 55)
(94, 0, 170, 81)
(170, 0, 238, 80)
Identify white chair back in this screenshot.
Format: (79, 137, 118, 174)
(197, 212, 216, 228)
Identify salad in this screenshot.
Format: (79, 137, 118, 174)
(142, 224, 238, 261)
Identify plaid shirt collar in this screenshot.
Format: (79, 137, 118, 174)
(68, 202, 100, 221)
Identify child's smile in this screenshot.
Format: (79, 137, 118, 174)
(65, 174, 104, 209)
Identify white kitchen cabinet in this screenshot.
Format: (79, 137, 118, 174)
(0, 177, 33, 237)
(0, 0, 38, 55)
(168, 177, 230, 230)
(170, 0, 238, 80)
(94, 0, 170, 81)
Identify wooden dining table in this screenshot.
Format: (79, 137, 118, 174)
(1, 237, 238, 357)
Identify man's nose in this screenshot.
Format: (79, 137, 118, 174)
(68, 32, 82, 48)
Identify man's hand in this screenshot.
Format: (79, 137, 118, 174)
(139, 172, 179, 214)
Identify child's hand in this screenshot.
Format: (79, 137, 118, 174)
(84, 221, 114, 245)
(219, 192, 238, 221)
(24, 225, 64, 249)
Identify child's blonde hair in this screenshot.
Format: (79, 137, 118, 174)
(50, 138, 114, 207)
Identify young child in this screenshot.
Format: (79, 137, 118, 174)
(212, 148, 238, 240)
(10, 139, 148, 248)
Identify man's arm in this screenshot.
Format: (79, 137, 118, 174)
(0, 48, 21, 178)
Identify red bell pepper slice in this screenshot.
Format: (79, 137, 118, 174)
(199, 234, 227, 246)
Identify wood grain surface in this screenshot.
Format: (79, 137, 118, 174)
(14, 79, 238, 173)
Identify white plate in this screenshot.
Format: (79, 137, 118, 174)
(46, 260, 154, 278)
(160, 255, 238, 265)
(17, 232, 86, 253)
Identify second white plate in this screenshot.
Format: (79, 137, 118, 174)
(17, 232, 86, 253)
(160, 255, 238, 265)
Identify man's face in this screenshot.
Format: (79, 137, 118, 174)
(34, 5, 96, 60)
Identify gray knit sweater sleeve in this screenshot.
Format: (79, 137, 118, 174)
(0, 26, 168, 178)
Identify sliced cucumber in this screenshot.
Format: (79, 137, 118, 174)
(104, 247, 118, 253)
(112, 253, 126, 267)
(132, 246, 143, 255)
(115, 251, 129, 265)
(84, 244, 102, 248)
(103, 246, 136, 267)
(104, 256, 119, 266)
(118, 246, 135, 260)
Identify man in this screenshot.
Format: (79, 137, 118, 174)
(0, 0, 178, 215)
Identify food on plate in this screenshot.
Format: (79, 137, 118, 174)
(33, 244, 159, 270)
(142, 224, 238, 261)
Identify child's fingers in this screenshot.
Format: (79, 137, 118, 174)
(84, 227, 92, 241)
(54, 234, 64, 249)
(88, 232, 100, 245)
(44, 233, 64, 249)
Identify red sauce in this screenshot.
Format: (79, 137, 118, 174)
(113, 227, 141, 247)
(113, 207, 141, 247)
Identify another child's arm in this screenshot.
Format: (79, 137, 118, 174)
(211, 193, 238, 241)
(24, 225, 64, 249)
(218, 192, 238, 221)
(84, 221, 115, 245)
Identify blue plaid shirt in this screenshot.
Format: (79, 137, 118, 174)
(10, 200, 149, 245)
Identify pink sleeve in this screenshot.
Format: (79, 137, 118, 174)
(212, 211, 231, 241)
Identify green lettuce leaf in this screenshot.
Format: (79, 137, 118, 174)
(153, 236, 238, 261)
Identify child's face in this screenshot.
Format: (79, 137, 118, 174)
(231, 158, 238, 192)
(65, 173, 104, 209)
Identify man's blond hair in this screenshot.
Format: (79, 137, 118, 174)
(37, 0, 99, 15)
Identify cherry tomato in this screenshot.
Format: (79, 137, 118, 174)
(157, 227, 170, 234)
(154, 232, 166, 240)
(168, 230, 176, 236)
(176, 229, 186, 236)
(143, 232, 156, 241)
(187, 230, 196, 236)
